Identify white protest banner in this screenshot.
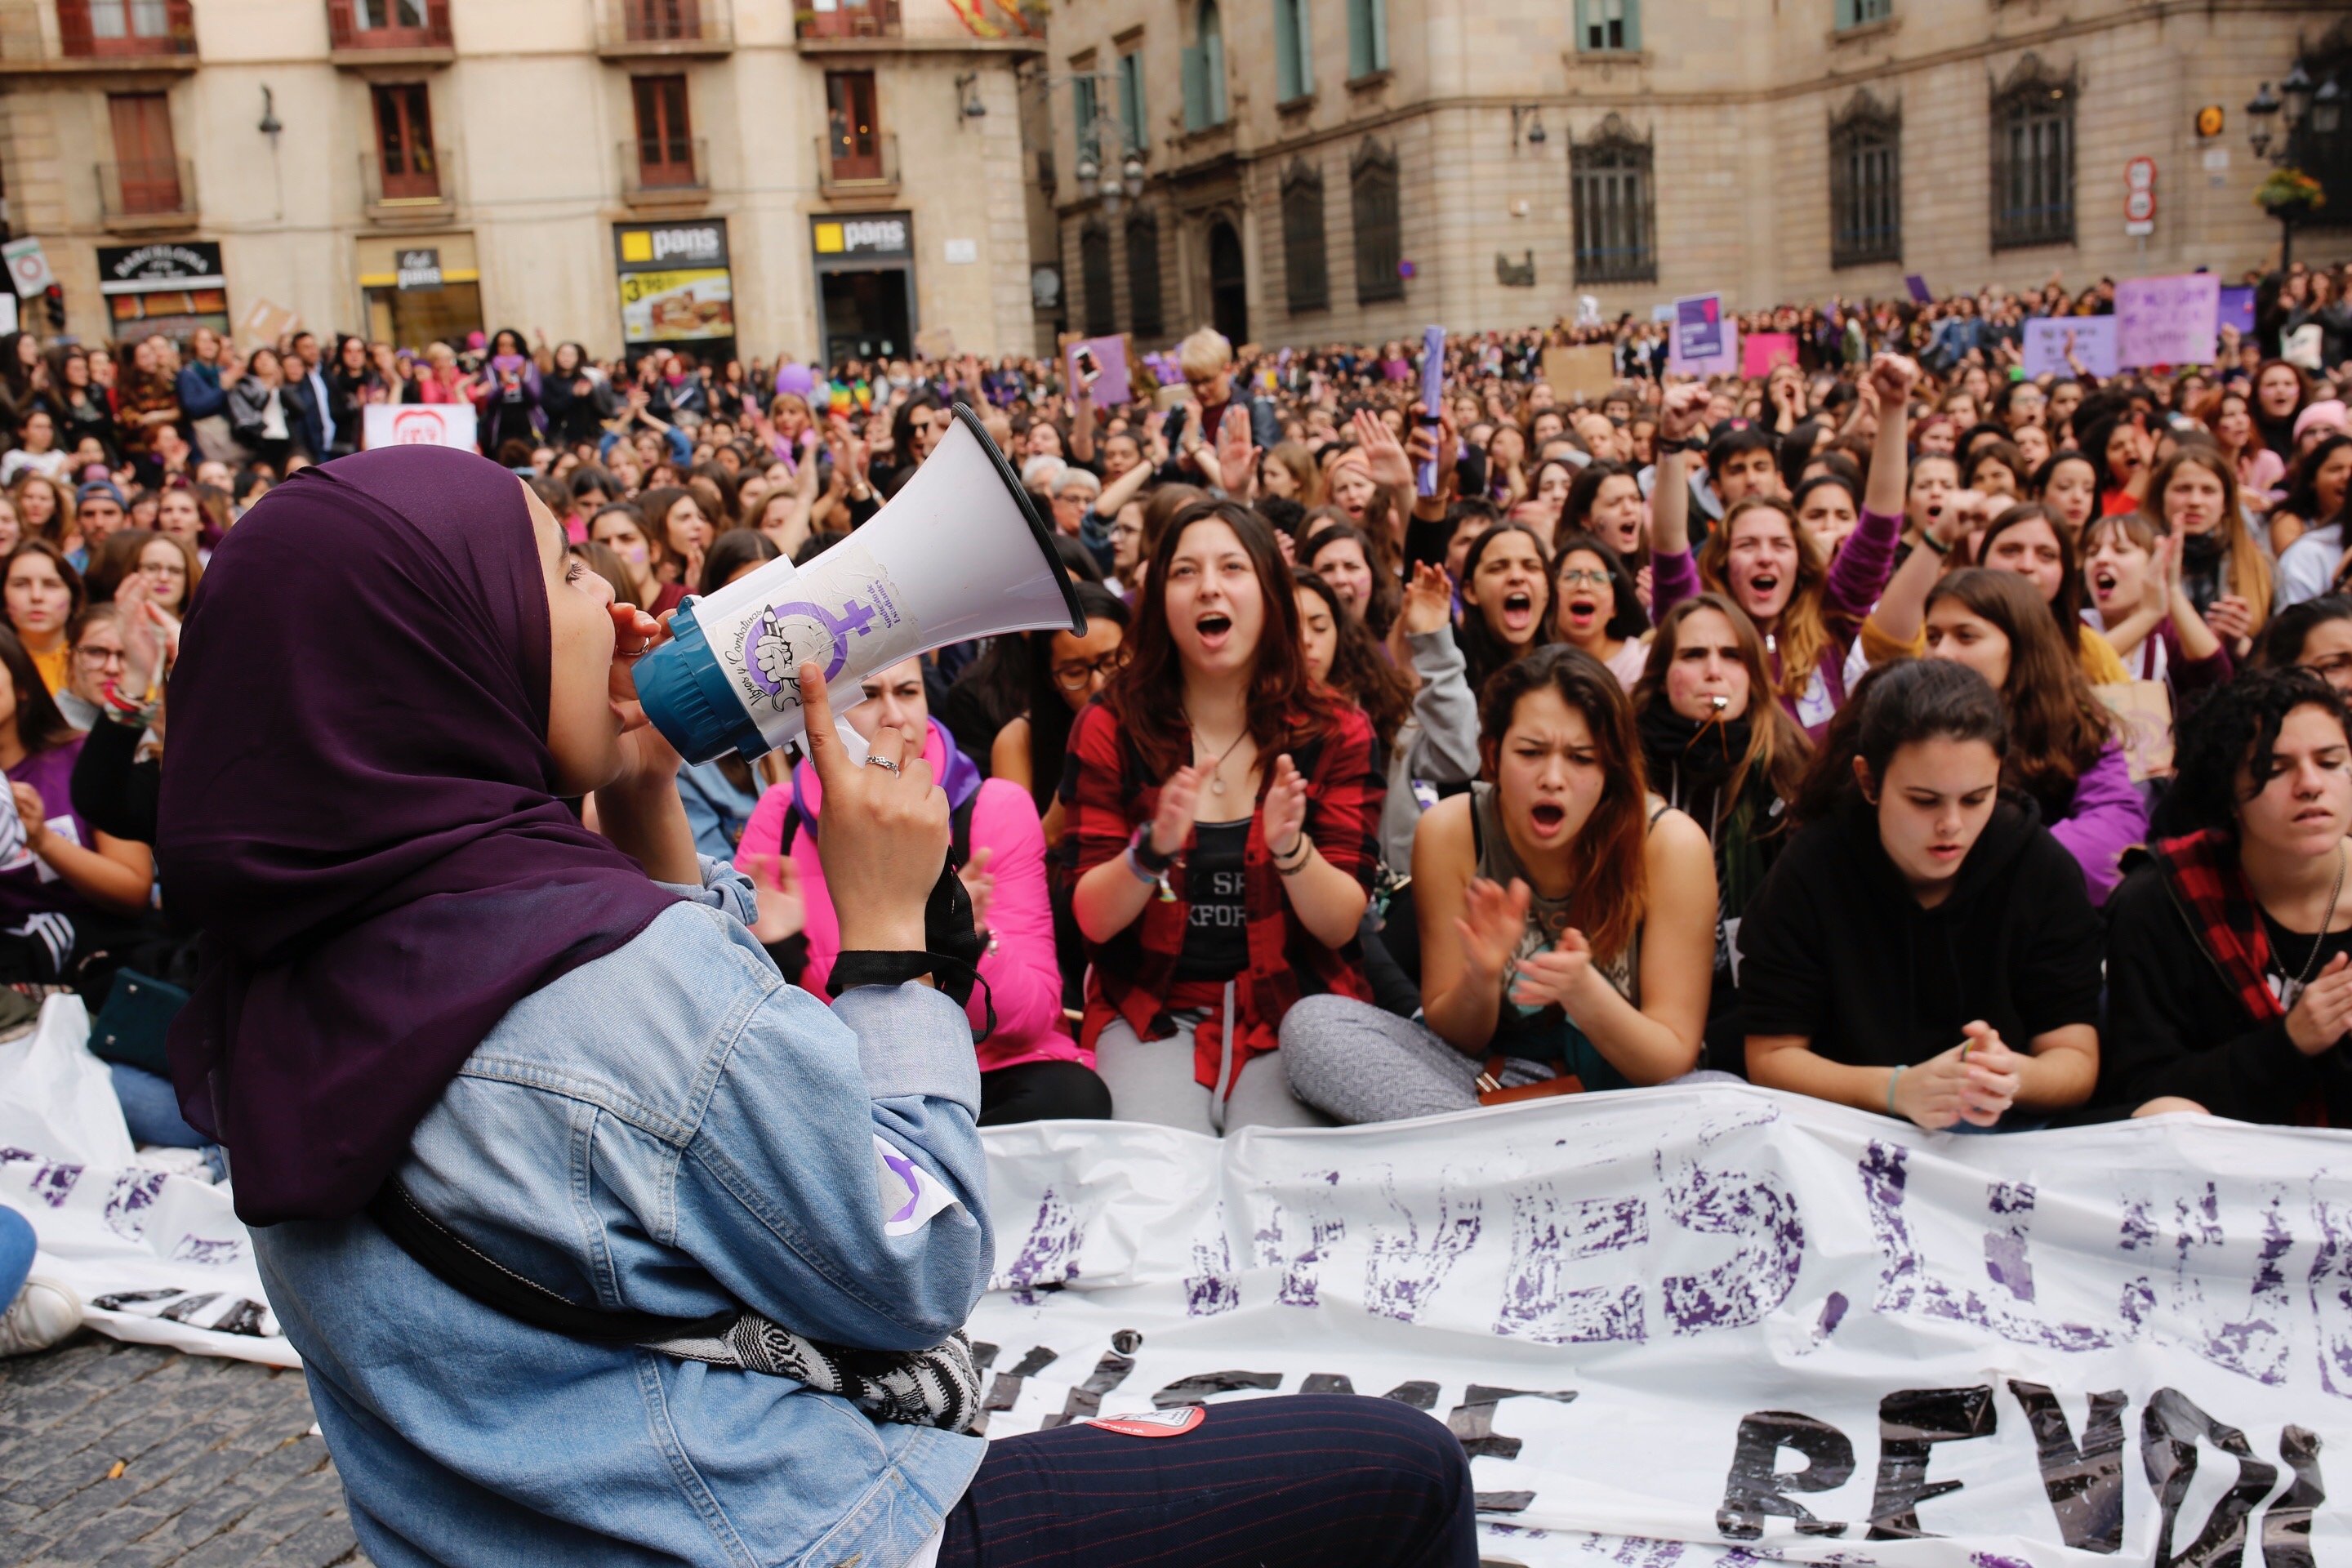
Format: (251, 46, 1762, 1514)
(363, 403, 478, 452)
(2118, 273, 2221, 368)
(2, 237, 54, 298)
(2021, 315, 2120, 380)
(0, 998, 292, 1368)
(969, 1085, 2352, 1565)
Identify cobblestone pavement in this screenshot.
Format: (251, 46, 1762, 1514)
(0, 1334, 368, 1568)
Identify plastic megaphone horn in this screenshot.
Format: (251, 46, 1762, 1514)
(635, 402, 1085, 764)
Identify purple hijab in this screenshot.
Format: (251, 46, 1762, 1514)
(158, 447, 678, 1225)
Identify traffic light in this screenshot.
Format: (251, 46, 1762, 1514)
(41, 284, 63, 332)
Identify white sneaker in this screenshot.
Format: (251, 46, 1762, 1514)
(0, 1276, 82, 1356)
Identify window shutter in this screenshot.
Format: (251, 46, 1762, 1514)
(1182, 42, 1205, 131)
(1368, 0, 1388, 72)
(1294, 0, 1313, 96)
(1275, 0, 1299, 100)
(1620, 0, 1641, 50)
(1348, 0, 1370, 77)
(1833, 0, 1856, 28)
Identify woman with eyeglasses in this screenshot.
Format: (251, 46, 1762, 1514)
(988, 583, 1133, 843)
(1549, 532, 1650, 688)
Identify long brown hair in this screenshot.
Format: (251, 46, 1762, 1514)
(1635, 594, 1811, 813)
(2145, 445, 2269, 631)
(1102, 500, 1337, 782)
(1974, 502, 2090, 660)
(1924, 568, 2109, 814)
(1477, 644, 1648, 966)
(1295, 567, 1411, 748)
(1697, 497, 1831, 702)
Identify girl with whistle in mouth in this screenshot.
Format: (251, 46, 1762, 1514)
(1650, 354, 1918, 737)
(1281, 645, 1718, 1122)
(1633, 593, 1810, 1067)
(1064, 498, 1381, 1137)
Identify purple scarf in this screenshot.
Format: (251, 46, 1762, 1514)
(158, 447, 679, 1225)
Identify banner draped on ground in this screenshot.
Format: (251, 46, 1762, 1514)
(967, 1087, 2352, 1566)
(11, 1000, 2352, 1561)
(0, 997, 293, 1367)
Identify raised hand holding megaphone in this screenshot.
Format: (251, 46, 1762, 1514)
(635, 403, 1086, 764)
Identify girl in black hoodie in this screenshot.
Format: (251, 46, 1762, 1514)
(1739, 659, 2104, 1131)
(2100, 670, 2352, 1124)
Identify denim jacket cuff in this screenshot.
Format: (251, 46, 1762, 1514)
(656, 856, 758, 930)
(831, 983, 982, 1112)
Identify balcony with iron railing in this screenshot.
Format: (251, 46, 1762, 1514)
(597, 0, 731, 57)
(618, 136, 710, 207)
(360, 145, 457, 224)
(795, 0, 898, 42)
(96, 157, 195, 229)
(0, 0, 196, 71)
(814, 131, 899, 201)
(327, 0, 453, 66)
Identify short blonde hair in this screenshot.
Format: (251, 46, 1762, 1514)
(1178, 326, 1232, 382)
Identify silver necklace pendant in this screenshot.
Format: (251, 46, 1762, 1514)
(1209, 774, 1227, 795)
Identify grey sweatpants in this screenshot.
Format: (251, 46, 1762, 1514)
(1281, 993, 1738, 1124)
(1097, 1012, 1332, 1138)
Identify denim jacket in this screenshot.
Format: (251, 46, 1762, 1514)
(251, 858, 993, 1567)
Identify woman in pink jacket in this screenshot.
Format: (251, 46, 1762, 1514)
(735, 656, 1112, 1125)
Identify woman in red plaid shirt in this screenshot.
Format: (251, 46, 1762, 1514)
(1063, 499, 1383, 1135)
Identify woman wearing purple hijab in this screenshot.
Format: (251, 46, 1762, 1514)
(155, 448, 1474, 1567)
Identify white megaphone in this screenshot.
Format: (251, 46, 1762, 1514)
(635, 402, 1085, 764)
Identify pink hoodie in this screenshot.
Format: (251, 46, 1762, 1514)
(734, 719, 1085, 1072)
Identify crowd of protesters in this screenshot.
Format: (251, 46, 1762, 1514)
(7, 256, 2352, 1374)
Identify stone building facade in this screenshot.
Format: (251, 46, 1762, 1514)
(0, 0, 1052, 360)
(1045, 0, 2352, 350)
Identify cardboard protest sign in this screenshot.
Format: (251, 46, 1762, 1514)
(1543, 345, 1619, 402)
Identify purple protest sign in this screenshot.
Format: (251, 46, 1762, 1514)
(1067, 335, 1131, 406)
(2219, 286, 2257, 341)
(2117, 274, 2221, 368)
(2021, 316, 2120, 379)
(1669, 293, 1738, 376)
(1904, 274, 1931, 304)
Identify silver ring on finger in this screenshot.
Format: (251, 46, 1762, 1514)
(863, 756, 902, 776)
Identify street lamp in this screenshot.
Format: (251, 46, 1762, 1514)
(2248, 65, 2323, 268)
(1064, 74, 1146, 216)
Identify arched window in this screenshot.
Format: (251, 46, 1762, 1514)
(1351, 138, 1401, 304)
(1829, 89, 1901, 268)
(1183, 0, 1227, 131)
(1989, 53, 2075, 251)
(1570, 113, 1655, 283)
(1281, 158, 1329, 314)
(1125, 209, 1164, 338)
(1080, 220, 1115, 337)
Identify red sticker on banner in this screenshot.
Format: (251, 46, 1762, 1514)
(1079, 1406, 1206, 1438)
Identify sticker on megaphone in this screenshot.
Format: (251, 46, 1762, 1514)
(725, 543, 913, 721)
